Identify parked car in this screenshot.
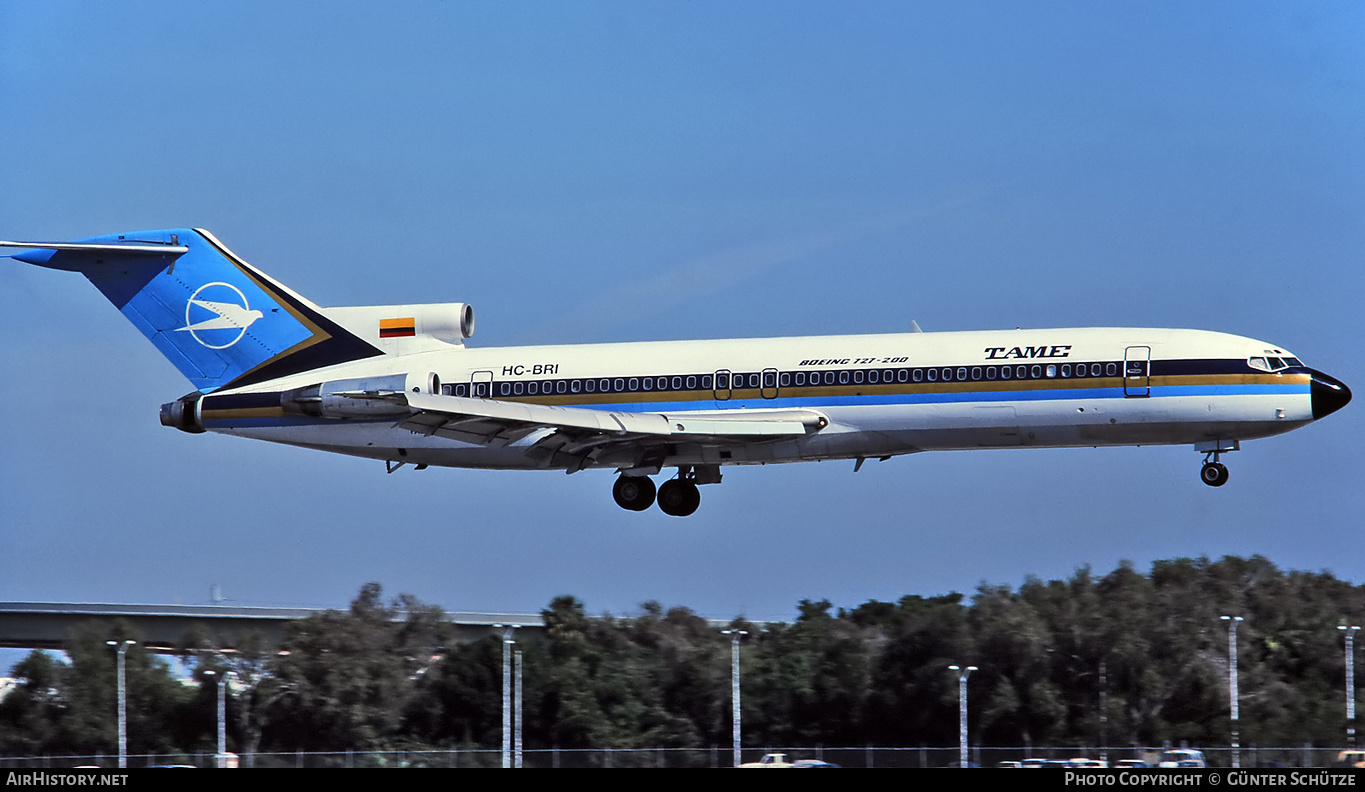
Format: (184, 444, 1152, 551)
(738, 753, 794, 768)
(1158, 750, 1206, 768)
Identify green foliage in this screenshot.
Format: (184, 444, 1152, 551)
(3, 560, 1363, 759)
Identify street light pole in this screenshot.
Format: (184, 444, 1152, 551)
(514, 646, 523, 769)
(498, 625, 518, 769)
(106, 640, 135, 769)
(948, 665, 977, 768)
(722, 629, 747, 767)
(1221, 616, 1244, 768)
(1341, 626, 1360, 748)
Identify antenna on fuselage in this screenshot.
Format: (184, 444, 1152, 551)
(909, 320, 923, 333)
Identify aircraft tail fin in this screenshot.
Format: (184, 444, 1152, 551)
(2, 228, 381, 392)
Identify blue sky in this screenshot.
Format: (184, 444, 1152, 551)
(2, 2, 1362, 645)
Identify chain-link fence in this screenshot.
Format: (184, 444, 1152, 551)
(2, 744, 1360, 769)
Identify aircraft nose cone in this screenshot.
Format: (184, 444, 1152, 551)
(1310, 369, 1351, 420)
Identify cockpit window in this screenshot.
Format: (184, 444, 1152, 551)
(1249, 355, 1300, 373)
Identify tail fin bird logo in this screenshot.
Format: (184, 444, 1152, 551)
(178, 282, 263, 349)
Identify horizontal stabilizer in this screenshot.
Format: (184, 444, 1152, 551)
(0, 239, 189, 256)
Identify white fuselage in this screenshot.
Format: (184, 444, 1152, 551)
(198, 326, 1319, 472)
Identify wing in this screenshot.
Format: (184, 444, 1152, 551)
(395, 391, 829, 471)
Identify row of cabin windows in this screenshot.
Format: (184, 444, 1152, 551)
(444, 361, 1126, 399)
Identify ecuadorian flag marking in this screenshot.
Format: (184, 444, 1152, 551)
(380, 317, 416, 338)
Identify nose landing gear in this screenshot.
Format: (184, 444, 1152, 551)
(1195, 440, 1237, 488)
(1200, 460, 1229, 487)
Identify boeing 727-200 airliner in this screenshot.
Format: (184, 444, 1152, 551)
(2, 229, 1351, 516)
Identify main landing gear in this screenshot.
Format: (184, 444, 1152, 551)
(612, 467, 709, 516)
(612, 475, 656, 511)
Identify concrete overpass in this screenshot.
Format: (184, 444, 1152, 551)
(0, 602, 545, 654)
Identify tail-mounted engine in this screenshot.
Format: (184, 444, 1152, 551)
(159, 393, 205, 434)
(326, 302, 475, 350)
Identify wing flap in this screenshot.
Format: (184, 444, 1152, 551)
(398, 392, 827, 448)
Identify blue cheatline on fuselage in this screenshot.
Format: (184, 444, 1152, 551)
(198, 369, 1310, 430)
(10, 228, 380, 393)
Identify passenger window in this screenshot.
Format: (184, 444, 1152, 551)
(825, 372, 835, 385)
(1031, 365, 1042, 379)
(795, 371, 806, 386)
(584, 380, 594, 393)
(898, 369, 909, 383)
(1060, 364, 1070, 377)
(527, 382, 538, 395)
(1017, 366, 1027, 379)
(868, 370, 879, 384)
(614, 378, 624, 392)
(913, 369, 924, 382)
(957, 367, 967, 381)
(749, 373, 760, 388)
(687, 375, 697, 389)
(456, 384, 469, 397)
(927, 369, 937, 382)
(702, 375, 713, 389)
(1106, 363, 1117, 376)
(986, 366, 997, 380)
(514, 382, 525, 395)
(853, 370, 864, 384)
(971, 367, 981, 381)
(643, 377, 653, 391)
(884, 369, 895, 382)
(628, 378, 639, 391)
(557, 381, 567, 394)
(780, 372, 791, 387)
(839, 371, 850, 385)
(1046, 365, 1056, 378)
(1091, 363, 1102, 377)
(942, 368, 953, 382)
(571, 380, 581, 393)
(672, 376, 683, 390)
(1001, 366, 1011, 379)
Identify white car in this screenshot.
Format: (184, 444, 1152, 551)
(1158, 750, 1206, 768)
